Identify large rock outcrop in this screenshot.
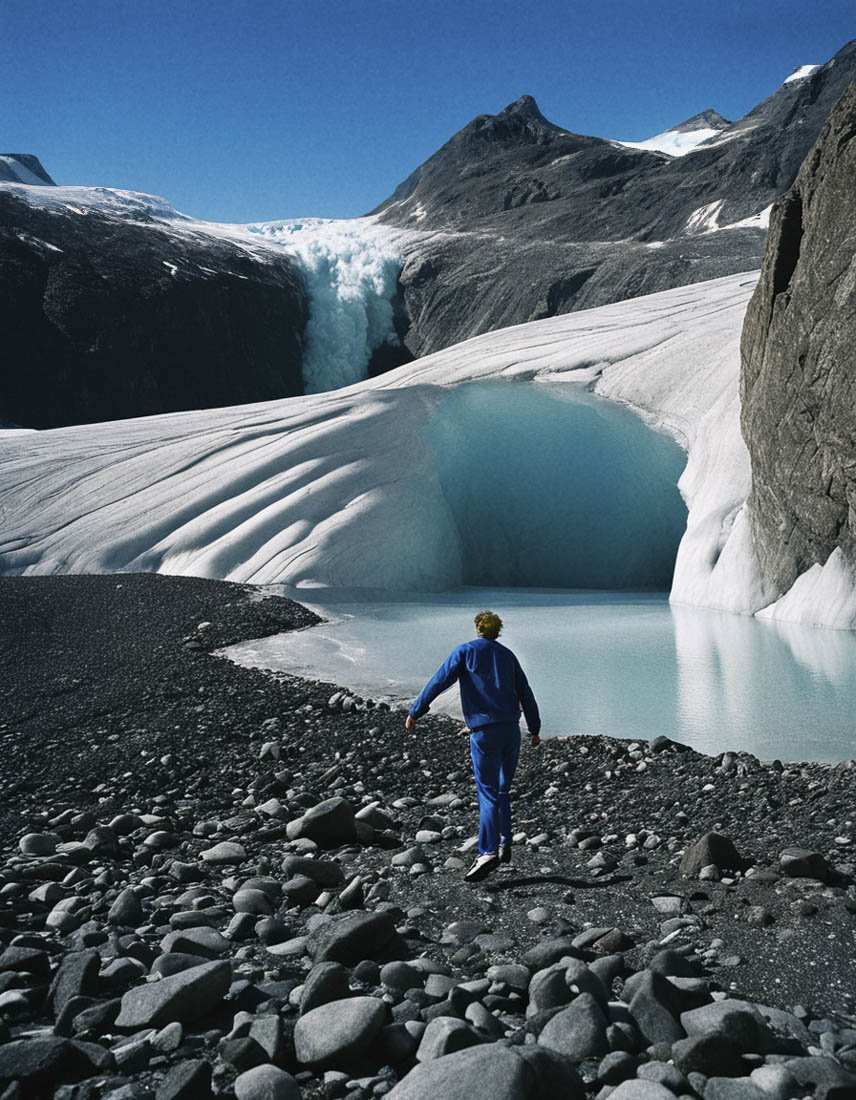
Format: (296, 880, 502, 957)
(740, 80, 856, 597)
(0, 189, 307, 428)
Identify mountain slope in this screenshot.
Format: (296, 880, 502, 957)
(0, 154, 55, 185)
(374, 40, 856, 355)
(0, 186, 307, 428)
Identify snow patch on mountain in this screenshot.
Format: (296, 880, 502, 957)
(616, 126, 724, 157)
(720, 204, 774, 232)
(246, 217, 408, 392)
(1, 181, 191, 223)
(684, 201, 773, 236)
(686, 200, 725, 233)
(784, 64, 820, 84)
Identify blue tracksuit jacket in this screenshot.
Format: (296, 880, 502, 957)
(409, 637, 541, 735)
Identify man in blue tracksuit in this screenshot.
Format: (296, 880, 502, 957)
(405, 610, 541, 882)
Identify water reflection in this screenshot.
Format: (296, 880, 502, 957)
(672, 603, 856, 761)
(223, 588, 856, 764)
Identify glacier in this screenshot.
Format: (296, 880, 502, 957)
(1, 270, 777, 614)
(3, 268, 854, 626)
(245, 217, 410, 392)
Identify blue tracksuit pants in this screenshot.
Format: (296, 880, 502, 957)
(469, 721, 521, 855)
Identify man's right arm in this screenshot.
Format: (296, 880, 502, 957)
(409, 647, 463, 722)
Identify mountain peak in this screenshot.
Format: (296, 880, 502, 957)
(0, 154, 55, 186)
(671, 109, 730, 133)
(497, 95, 548, 122)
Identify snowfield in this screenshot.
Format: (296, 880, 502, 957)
(0, 269, 852, 627)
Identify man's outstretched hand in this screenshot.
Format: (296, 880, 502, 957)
(530, 734, 541, 749)
(405, 715, 416, 731)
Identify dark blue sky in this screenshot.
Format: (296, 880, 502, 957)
(4, 1, 853, 223)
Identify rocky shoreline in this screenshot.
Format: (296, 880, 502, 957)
(1, 574, 855, 1100)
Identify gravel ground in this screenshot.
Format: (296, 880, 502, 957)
(1, 573, 855, 1099)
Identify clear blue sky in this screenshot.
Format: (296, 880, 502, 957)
(3, 1, 853, 223)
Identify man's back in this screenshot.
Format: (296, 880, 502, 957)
(410, 636, 540, 734)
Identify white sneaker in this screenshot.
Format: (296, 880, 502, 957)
(464, 852, 499, 883)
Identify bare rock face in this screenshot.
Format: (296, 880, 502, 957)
(740, 81, 856, 596)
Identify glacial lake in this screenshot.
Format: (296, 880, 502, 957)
(222, 588, 856, 765)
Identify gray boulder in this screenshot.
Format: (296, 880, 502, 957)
(301, 962, 352, 1014)
(381, 960, 423, 992)
(672, 1032, 745, 1077)
(108, 887, 144, 926)
(114, 960, 231, 1029)
(233, 888, 274, 916)
(0, 1037, 108, 1095)
(680, 833, 743, 876)
(386, 1043, 584, 1100)
(201, 841, 247, 864)
(628, 971, 686, 1045)
(779, 848, 832, 881)
(306, 910, 397, 965)
(783, 1056, 856, 1091)
(293, 996, 386, 1067)
(281, 855, 346, 886)
(416, 1017, 484, 1061)
(609, 1083, 680, 1100)
(681, 1000, 773, 1052)
(281, 874, 322, 908)
(234, 1065, 301, 1100)
(538, 992, 609, 1060)
(160, 927, 230, 958)
(48, 950, 101, 1016)
(704, 1078, 765, 1100)
(286, 797, 358, 848)
(0, 946, 51, 979)
(155, 1058, 212, 1100)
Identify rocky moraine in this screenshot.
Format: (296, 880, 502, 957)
(1, 574, 855, 1100)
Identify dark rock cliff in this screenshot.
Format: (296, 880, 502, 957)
(740, 81, 856, 596)
(0, 192, 307, 429)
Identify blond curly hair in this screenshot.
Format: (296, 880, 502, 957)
(474, 610, 503, 640)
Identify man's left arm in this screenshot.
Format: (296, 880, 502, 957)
(515, 659, 541, 745)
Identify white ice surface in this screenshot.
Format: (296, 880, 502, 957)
(757, 549, 856, 630)
(0, 271, 781, 618)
